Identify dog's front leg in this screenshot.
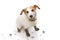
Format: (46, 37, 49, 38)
(17, 28, 21, 32)
(25, 29, 30, 37)
(34, 26, 39, 31)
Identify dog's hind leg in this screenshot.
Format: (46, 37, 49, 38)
(34, 26, 39, 31)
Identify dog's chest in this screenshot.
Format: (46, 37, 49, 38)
(23, 19, 36, 27)
(17, 15, 37, 29)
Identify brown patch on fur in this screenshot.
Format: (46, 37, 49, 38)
(20, 5, 40, 15)
(20, 8, 27, 15)
(30, 5, 40, 10)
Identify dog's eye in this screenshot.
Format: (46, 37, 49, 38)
(26, 11, 29, 13)
(31, 9, 34, 12)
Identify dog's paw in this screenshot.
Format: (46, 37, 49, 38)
(17, 28, 21, 32)
(26, 33, 30, 37)
(35, 28, 39, 31)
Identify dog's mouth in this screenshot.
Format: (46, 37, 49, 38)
(29, 18, 36, 21)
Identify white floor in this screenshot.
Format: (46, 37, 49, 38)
(0, 26, 44, 40)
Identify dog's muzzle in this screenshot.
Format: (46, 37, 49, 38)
(29, 18, 36, 21)
(30, 15, 33, 18)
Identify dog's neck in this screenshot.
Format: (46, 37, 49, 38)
(29, 18, 37, 22)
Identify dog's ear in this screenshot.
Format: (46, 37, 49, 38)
(20, 9, 26, 15)
(33, 5, 40, 10)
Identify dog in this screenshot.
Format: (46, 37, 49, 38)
(16, 5, 40, 37)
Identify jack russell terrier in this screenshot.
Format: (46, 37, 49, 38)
(16, 5, 40, 37)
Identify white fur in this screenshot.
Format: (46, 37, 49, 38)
(16, 13, 37, 29)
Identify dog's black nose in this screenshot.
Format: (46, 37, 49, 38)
(30, 15, 33, 18)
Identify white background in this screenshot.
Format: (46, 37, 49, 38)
(0, 0, 60, 40)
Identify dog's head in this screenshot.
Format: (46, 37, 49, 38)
(20, 5, 40, 21)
